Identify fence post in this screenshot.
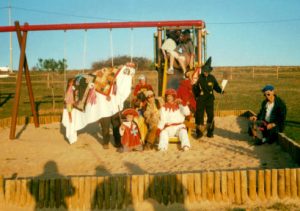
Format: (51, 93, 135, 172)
(0, 176, 4, 203)
(297, 169, 300, 197)
(278, 169, 285, 199)
(265, 169, 271, 200)
(271, 169, 278, 199)
(221, 171, 228, 201)
(214, 171, 221, 202)
(248, 170, 256, 201)
(227, 171, 234, 202)
(234, 171, 241, 204)
(290, 169, 297, 198)
(240, 170, 248, 203)
(258, 170, 265, 201)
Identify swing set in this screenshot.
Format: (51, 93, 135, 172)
(0, 19, 206, 140)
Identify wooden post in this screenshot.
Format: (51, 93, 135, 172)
(138, 175, 145, 204)
(187, 173, 196, 203)
(240, 171, 248, 203)
(104, 176, 111, 209)
(265, 169, 271, 200)
(258, 170, 265, 201)
(116, 176, 125, 209)
(15, 179, 21, 205)
(197, 28, 202, 66)
(201, 172, 207, 200)
(169, 174, 176, 204)
(71, 177, 79, 209)
(49, 179, 55, 208)
(131, 175, 138, 205)
(285, 169, 291, 198)
(38, 179, 45, 208)
(207, 172, 214, 201)
(0, 176, 5, 203)
(194, 173, 201, 201)
(214, 171, 221, 202)
(271, 169, 278, 199)
(5, 179, 12, 204)
(175, 174, 183, 203)
(20, 179, 27, 207)
(110, 176, 117, 209)
(144, 174, 150, 200)
(157, 28, 162, 68)
(83, 177, 91, 209)
(297, 169, 300, 197)
(124, 175, 131, 207)
(221, 171, 228, 201)
(290, 169, 297, 198)
(149, 175, 155, 200)
(227, 171, 234, 202)
(278, 169, 285, 199)
(96, 176, 104, 209)
(9, 22, 28, 139)
(234, 171, 241, 204)
(248, 170, 256, 201)
(162, 174, 170, 205)
(32, 179, 39, 207)
(181, 173, 188, 204)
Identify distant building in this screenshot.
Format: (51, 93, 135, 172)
(0, 66, 10, 78)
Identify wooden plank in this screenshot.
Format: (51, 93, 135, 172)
(155, 175, 162, 204)
(234, 171, 241, 204)
(194, 172, 201, 201)
(149, 175, 155, 199)
(297, 169, 300, 197)
(96, 176, 104, 209)
(290, 169, 297, 198)
(265, 169, 271, 200)
(271, 169, 278, 199)
(14, 179, 21, 205)
(207, 172, 214, 201)
(44, 179, 50, 208)
(240, 170, 248, 203)
(278, 169, 285, 199)
(285, 168, 291, 197)
(214, 171, 221, 202)
(227, 171, 234, 202)
(71, 177, 79, 209)
(49, 179, 55, 208)
(32, 179, 39, 207)
(221, 171, 228, 201)
(144, 174, 150, 200)
(60, 178, 67, 209)
(117, 176, 125, 209)
(55, 179, 61, 208)
(125, 175, 131, 207)
(258, 170, 265, 201)
(25, 178, 33, 207)
(248, 170, 256, 201)
(187, 173, 196, 203)
(90, 176, 97, 210)
(169, 174, 176, 204)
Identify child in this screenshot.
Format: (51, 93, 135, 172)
(119, 108, 143, 152)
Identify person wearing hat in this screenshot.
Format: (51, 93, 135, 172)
(157, 88, 191, 151)
(143, 90, 164, 150)
(249, 85, 287, 145)
(192, 57, 223, 138)
(168, 29, 195, 77)
(119, 108, 143, 152)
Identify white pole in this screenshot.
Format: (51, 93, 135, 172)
(82, 29, 87, 73)
(8, 0, 13, 72)
(109, 28, 114, 67)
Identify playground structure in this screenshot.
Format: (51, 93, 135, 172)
(0, 19, 206, 140)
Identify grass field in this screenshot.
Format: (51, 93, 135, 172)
(1, 66, 300, 143)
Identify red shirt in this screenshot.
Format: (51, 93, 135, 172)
(177, 79, 196, 113)
(133, 83, 154, 96)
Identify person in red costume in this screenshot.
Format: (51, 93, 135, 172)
(133, 74, 154, 96)
(119, 108, 143, 152)
(177, 70, 198, 113)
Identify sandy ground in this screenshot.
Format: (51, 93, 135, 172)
(0, 116, 297, 179)
(0, 116, 299, 211)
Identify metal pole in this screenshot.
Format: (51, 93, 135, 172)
(196, 28, 202, 66)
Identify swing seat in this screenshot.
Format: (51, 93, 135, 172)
(168, 117, 195, 143)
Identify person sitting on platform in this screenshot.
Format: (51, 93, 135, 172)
(157, 89, 191, 151)
(143, 90, 163, 150)
(161, 30, 179, 74)
(249, 85, 287, 145)
(119, 108, 143, 152)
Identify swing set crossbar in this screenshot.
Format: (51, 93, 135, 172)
(0, 20, 205, 32)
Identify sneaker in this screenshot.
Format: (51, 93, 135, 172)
(167, 68, 174, 75)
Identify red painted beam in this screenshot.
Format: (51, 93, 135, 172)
(0, 20, 205, 32)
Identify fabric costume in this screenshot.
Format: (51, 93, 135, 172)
(252, 94, 287, 143)
(177, 79, 196, 113)
(119, 121, 143, 152)
(192, 57, 222, 137)
(157, 91, 191, 150)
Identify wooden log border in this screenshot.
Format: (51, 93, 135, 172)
(1, 168, 300, 208)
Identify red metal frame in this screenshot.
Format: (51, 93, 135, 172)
(0, 20, 205, 32)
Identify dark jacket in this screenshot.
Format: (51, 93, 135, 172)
(257, 95, 287, 132)
(192, 73, 222, 101)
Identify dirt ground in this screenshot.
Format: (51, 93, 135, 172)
(0, 116, 297, 179)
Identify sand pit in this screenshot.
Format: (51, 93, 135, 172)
(0, 115, 298, 179)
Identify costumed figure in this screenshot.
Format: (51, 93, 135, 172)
(177, 70, 198, 113)
(143, 90, 164, 150)
(132, 74, 154, 114)
(249, 85, 287, 145)
(192, 57, 223, 138)
(119, 108, 143, 152)
(157, 89, 191, 151)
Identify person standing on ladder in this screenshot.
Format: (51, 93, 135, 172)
(192, 57, 223, 138)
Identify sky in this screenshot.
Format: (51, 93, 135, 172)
(0, 0, 300, 70)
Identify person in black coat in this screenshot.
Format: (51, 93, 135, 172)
(249, 85, 287, 145)
(192, 57, 223, 138)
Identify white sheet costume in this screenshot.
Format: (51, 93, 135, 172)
(157, 102, 191, 151)
(62, 65, 135, 144)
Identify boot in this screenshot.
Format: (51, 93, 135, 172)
(194, 124, 205, 139)
(207, 122, 214, 138)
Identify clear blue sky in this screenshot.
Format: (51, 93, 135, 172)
(1, 0, 300, 70)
